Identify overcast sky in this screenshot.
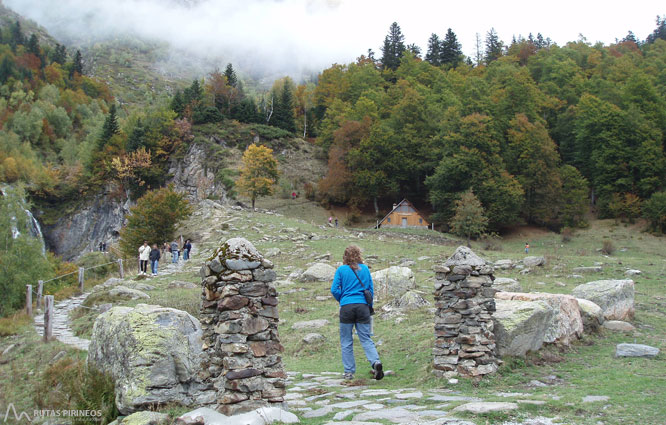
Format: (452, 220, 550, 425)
(5, 0, 664, 76)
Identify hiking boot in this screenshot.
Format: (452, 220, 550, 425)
(343, 372, 354, 380)
(372, 361, 384, 380)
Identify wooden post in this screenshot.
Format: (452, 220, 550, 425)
(44, 295, 54, 342)
(78, 267, 85, 292)
(37, 280, 44, 309)
(25, 284, 32, 316)
(118, 259, 124, 279)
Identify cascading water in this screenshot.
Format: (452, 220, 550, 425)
(0, 185, 47, 256)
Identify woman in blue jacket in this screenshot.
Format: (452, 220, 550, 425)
(331, 245, 383, 381)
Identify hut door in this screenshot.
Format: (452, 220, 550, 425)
(401, 217, 407, 228)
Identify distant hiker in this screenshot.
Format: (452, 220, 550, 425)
(102, 242, 106, 252)
(170, 240, 179, 263)
(335, 218, 338, 228)
(292, 191, 296, 200)
(138, 241, 150, 275)
(99, 242, 103, 252)
(330, 245, 383, 381)
(183, 239, 192, 261)
(328, 216, 333, 226)
(525, 242, 530, 254)
(149, 244, 161, 276)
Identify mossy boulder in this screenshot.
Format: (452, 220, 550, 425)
(572, 279, 635, 320)
(88, 304, 212, 414)
(493, 299, 556, 356)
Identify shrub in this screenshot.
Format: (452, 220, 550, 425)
(0, 311, 32, 336)
(344, 207, 361, 226)
(119, 185, 193, 258)
(561, 227, 573, 243)
(602, 240, 616, 255)
(643, 191, 666, 234)
(36, 358, 118, 425)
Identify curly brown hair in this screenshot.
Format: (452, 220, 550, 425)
(343, 245, 363, 270)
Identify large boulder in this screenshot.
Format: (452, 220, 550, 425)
(371, 266, 415, 297)
(493, 259, 514, 270)
(576, 298, 605, 333)
(88, 304, 211, 414)
(493, 299, 556, 356)
(572, 279, 635, 320)
(495, 292, 583, 345)
(523, 256, 546, 268)
(493, 278, 522, 293)
(381, 290, 430, 312)
(301, 263, 336, 282)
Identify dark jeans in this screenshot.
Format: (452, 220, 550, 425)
(140, 260, 148, 273)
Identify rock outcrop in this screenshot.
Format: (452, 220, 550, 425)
(493, 299, 555, 356)
(432, 247, 501, 378)
(168, 143, 227, 202)
(88, 304, 211, 414)
(372, 266, 415, 298)
(576, 298, 605, 333)
(494, 292, 583, 346)
(572, 279, 635, 320)
(199, 238, 286, 416)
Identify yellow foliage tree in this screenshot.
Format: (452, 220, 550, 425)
(237, 144, 278, 209)
(111, 148, 152, 195)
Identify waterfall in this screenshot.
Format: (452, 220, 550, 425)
(1, 185, 47, 256)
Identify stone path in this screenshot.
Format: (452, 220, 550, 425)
(284, 372, 554, 424)
(32, 254, 192, 351)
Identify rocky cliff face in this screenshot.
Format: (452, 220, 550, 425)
(41, 190, 129, 261)
(168, 143, 227, 202)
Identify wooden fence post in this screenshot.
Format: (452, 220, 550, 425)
(118, 259, 124, 279)
(78, 267, 85, 292)
(44, 295, 54, 342)
(26, 284, 32, 316)
(37, 280, 43, 309)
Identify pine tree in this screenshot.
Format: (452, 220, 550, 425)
(406, 43, 421, 58)
(485, 28, 503, 64)
(425, 33, 441, 66)
(9, 21, 24, 50)
(27, 34, 40, 57)
(183, 79, 203, 105)
(273, 79, 296, 132)
(71, 50, 83, 76)
(440, 28, 462, 67)
(170, 90, 185, 116)
(126, 119, 146, 152)
(646, 15, 666, 44)
(380, 22, 406, 71)
(99, 104, 120, 146)
(224, 63, 238, 87)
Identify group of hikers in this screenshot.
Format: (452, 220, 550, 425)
(137, 239, 192, 276)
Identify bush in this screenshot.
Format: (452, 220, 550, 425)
(602, 240, 616, 255)
(344, 207, 361, 226)
(76, 252, 117, 279)
(119, 186, 193, 258)
(215, 168, 238, 199)
(561, 227, 573, 243)
(35, 358, 118, 425)
(643, 191, 666, 234)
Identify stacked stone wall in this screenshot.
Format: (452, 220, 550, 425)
(199, 238, 286, 415)
(433, 246, 501, 378)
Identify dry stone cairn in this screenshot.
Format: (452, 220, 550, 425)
(199, 237, 286, 415)
(433, 246, 501, 378)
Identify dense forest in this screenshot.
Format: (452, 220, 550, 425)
(313, 20, 666, 231)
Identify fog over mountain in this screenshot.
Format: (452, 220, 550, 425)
(4, 0, 663, 78)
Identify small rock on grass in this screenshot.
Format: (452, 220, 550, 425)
(615, 343, 660, 358)
(582, 395, 609, 403)
(302, 333, 325, 344)
(603, 320, 636, 331)
(452, 402, 519, 414)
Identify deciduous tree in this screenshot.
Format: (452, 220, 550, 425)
(450, 190, 488, 246)
(237, 144, 279, 209)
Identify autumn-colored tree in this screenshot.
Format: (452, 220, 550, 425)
(450, 190, 489, 246)
(111, 147, 152, 196)
(237, 144, 279, 209)
(119, 186, 192, 258)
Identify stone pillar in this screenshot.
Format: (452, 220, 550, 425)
(199, 238, 286, 416)
(433, 246, 501, 378)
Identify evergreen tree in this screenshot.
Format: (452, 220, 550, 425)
(99, 104, 120, 146)
(126, 119, 146, 152)
(0, 56, 16, 84)
(27, 34, 40, 57)
(71, 50, 83, 76)
(170, 90, 185, 116)
(183, 79, 203, 105)
(52, 43, 67, 65)
(646, 15, 666, 44)
(224, 63, 238, 87)
(440, 28, 462, 67)
(9, 21, 24, 50)
(425, 33, 441, 66)
(406, 43, 421, 58)
(485, 28, 503, 64)
(273, 78, 296, 132)
(380, 22, 406, 71)
(621, 31, 638, 44)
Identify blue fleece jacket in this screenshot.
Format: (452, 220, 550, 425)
(330, 264, 374, 306)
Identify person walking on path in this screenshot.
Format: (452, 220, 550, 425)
(170, 240, 179, 263)
(330, 245, 383, 381)
(149, 244, 161, 276)
(183, 239, 192, 261)
(525, 242, 530, 254)
(328, 216, 333, 226)
(335, 217, 338, 228)
(138, 241, 150, 275)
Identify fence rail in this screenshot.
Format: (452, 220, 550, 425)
(27, 257, 130, 343)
